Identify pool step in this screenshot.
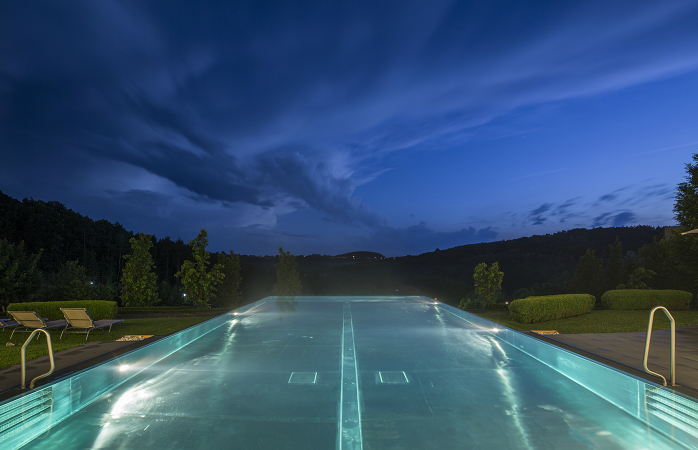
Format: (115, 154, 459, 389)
(0, 388, 53, 440)
(645, 388, 698, 438)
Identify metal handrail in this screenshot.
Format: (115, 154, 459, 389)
(643, 306, 675, 387)
(21, 329, 56, 389)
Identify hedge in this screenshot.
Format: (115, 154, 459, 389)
(8, 300, 118, 321)
(601, 290, 692, 311)
(509, 294, 595, 324)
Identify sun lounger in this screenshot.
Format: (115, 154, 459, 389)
(60, 308, 123, 340)
(8, 311, 68, 339)
(0, 318, 20, 332)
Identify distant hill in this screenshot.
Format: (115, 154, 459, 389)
(334, 251, 385, 260)
(0, 190, 665, 306)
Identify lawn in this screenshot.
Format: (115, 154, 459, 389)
(470, 309, 698, 334)
(0, 315, 220, 369)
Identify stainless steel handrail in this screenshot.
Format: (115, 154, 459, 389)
(21, 329, 56, 389)
(643, 306, 675, 387)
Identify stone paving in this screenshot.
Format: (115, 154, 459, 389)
(543, 324, 698, 392)
(0, 336, 163, 402)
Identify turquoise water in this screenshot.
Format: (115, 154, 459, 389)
(2, 297, 698, 449)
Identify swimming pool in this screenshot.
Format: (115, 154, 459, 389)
(2, 296, 698, 449)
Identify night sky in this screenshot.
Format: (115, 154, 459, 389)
(2, 1, 697, 256)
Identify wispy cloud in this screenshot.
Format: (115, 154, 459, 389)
(0, 0, 695, 254)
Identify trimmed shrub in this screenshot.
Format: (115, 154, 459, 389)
(509, 294, 595, 324)
(8, 300, 118, 320)
(601, 290, 692, 311)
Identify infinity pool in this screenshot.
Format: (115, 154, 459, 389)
(2, 297, 698, 449)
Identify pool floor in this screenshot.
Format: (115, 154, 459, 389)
(16, 299, 688, 449)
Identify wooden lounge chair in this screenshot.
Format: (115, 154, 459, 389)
(60, 308, 123, 340)
(8, 311, 68, 339)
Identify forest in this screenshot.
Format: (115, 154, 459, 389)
(1, 189, 694, 309)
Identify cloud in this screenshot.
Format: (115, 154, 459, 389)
(612, 212, 637, 226)
(592, 211, 638, 228)
(1, 0, 695, 255)
(529, 203, 554, 225)
(349, 222, 498, 256)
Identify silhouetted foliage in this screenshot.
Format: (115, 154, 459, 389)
(215, 251, 243, 307)
(121, 233, 158, 307)
(473, 261, 504, 309)
(273, 247, 302, 297)
(674, 153, 698, 229)
(571, 250, 604, 301)
(0, 190, 669, 308)
(0, 239, 42, 308)
(176, 229, 224, 308)
(606, 236, 624, 290)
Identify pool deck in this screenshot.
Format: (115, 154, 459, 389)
(2, 324, 698, 403)
(0, 336, 164, 403)
(527, 324, 698, 398)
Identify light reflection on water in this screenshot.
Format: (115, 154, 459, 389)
(12, 298, 691, 449)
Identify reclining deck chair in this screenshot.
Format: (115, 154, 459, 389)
(0, 318, 20, 332)
(8, 311, 68, 339)
(60, 308, 123, 340)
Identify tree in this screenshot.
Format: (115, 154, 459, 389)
(674, 153, 698, 229)
(473, 262, 503, 309)
(121, 233, 159, 307)
(671, 152, 698, 296)
(623, 267, 656, 289)
(215, 251, 242, 307)
(52, 260, 92, 300)
(606, 237, 624, 290)
(0, 239, 42, 308)
(175, 229, 224, 308)
(571, 249, 604, 301)
(273, 247, 302, 297)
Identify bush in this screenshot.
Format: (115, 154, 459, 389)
(601, 289, 692, 310)
(8, 300, 118, 320)
(509, 294, 595, 324)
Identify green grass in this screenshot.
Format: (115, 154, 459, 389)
(470, 310, 698, 334)
(0, 316, 217, 369)
(117, 306, 232, 315)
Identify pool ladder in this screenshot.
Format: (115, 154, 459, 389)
(21, 329, 56, 389)
(643, 306, 675, 387)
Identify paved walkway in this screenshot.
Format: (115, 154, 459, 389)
(529, 324, 698, 398)
(0, 336, 163, 403)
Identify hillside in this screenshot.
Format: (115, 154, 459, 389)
(0, 190, 664, 306)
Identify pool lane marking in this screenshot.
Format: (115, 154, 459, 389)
(339, 302, 363, 450)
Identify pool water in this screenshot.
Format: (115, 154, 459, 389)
(3, 297, 698, 449)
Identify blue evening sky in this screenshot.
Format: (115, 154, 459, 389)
(1, 1, 697, 256)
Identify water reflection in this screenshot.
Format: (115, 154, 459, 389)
(275, 297, 298, 321)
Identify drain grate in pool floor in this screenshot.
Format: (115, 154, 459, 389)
(379, 371, 409, 384)
(288, 372, 318, 384)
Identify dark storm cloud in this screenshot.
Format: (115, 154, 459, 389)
(2, 0, 697, 254)
(612, 212, 637, 226)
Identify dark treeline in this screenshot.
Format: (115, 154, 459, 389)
(281, 225, 664, 306)
(0, 190, 668, 308)
(0, 191, 191, 298)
